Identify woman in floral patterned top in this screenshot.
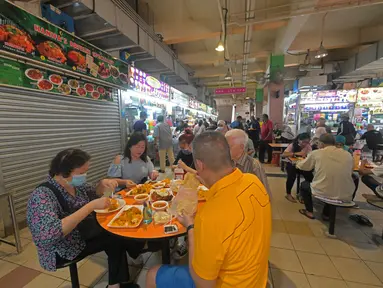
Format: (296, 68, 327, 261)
(27, 149, 139, 288)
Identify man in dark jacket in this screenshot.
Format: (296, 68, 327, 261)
(337, 114, 356, 146)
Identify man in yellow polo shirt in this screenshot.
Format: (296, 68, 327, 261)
(146, 132, 272, 288)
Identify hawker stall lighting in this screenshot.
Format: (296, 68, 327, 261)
(224, 69, 232, 80)
(215, 40, 225, 52)
(315, 42, 328, 59)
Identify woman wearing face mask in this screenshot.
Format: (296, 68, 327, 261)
(27, 149, 139, 288)
(108, 132, 159, 184)
(282, 133, 314, 203)
(172, 129, 195, 172)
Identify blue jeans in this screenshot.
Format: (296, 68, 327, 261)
(156, 265, 195, 288)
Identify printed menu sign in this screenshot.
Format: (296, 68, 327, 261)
(0, 57, 113, 101)
(0, 1, 129, 88)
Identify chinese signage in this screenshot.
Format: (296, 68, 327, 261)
(128, 67, 170, 100)
(199, 102, 207, 112)
(0, 1, 130, 88)
(170, 87, 189, 107)
(215, 87, 246, 95)
(0, 57, 113, 101)
(300, 90, 357, 104)
(188, 98, 199, 109)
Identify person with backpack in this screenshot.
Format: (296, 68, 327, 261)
(337, 114, 356, 146)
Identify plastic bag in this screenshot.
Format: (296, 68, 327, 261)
(169, 187, 198, 217)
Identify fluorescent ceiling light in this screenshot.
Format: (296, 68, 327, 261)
(215, 40, 225, 52)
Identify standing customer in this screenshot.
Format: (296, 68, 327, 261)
(248, 116, 261, 149)
(259, 114, 274, 163)
(337, 114, 356, 145)
(193, 120, 206, 136)
(27, 149, 139, 288)
(133, 111, 147, 135)
(216, 120, 230, 134)
(146, 132, 271, 288)
(154, 115, 175, 173)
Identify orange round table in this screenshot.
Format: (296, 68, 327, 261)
(96, 192, 204, 264)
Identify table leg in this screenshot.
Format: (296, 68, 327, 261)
(161, 239, 171, 264)
(296, 172, 301, 196)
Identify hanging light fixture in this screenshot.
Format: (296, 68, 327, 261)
(315, 13, 328, 59)
(215, 39, 225, 52)
(224, 68, 232, 80)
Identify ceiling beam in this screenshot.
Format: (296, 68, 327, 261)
(164, 20, 288, 45)
(274, 16, 310, 53)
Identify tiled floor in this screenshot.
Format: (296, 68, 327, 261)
(2, 167, 383, 287)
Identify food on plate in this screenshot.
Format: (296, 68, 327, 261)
(151, 188, 173, 202)
(134, 194, 149, 203)
(111, 207, 142, 227)
(110, 66, 119, 78)
(97, 86, 106, 95)
(84, 83, 94, 92)
(152, 201, 168, 211)
(128, 184, 151, 196)
(152, 182, 165, 189)
(58, 83, 71, 95)
(67, 50, 86, 68)
(92, 91, 100, 99)
(360, 89, 369, 95)
(68, 79, 79, 89)
(108, 198, 119, 211)
(161, 178, 171, 187)
(119, 73, 128, 83)
(153, 211, 171, 224)
(76, 87, 87, 96)
(0, 24, 35, 53)
(37, 79, 53, 91)
(183, 173, 200, 190)
(98, 63, 110, 78)
(49, 74, 63, 85)
(37, 41, 66, 63)
(25, 68, 43, 81)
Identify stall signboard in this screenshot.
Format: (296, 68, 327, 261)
(170, 87, 189, 107)
(129, 95, 166, 110)
(128, 67, 170, 101)
(215, 87, 246, 95)
(0, 57, 113, 101)
(357, 88, 383, 105)
(189, 98, 199, 109)
(0, 1, 130, 88)
(300, 90, 357, 104)
(199, 102, 207, 112)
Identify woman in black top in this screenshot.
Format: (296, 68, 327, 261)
(282, 133, 314, 203)
(172, 129, 195, 170)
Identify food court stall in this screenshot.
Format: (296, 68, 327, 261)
(170, 87, 190, 124)
(0, 1, 128, 231)
(355, 87, 383, 130)
(299, 90, 357, 134)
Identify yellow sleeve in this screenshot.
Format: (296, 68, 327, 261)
(192, 213, 227, 280)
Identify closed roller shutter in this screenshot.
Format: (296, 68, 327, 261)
(0, 86, 123, 224)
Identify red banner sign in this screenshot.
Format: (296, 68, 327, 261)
(215, 87, 246, 95)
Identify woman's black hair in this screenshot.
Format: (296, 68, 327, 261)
(49, 149, 91, 177)
(198, 120, 203, 126)
(124, 132, 148, 163)
(292, 133, 311, 153)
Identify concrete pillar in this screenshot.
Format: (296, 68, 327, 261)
(265, 82, 285, 126)
(217, 105, 233, 123)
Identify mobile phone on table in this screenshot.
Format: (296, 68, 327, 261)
(164, 224, 178, 234)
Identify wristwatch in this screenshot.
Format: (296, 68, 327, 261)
(187, 224, 194, 233)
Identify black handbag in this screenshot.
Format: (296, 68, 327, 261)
(39, 182, 103, 241)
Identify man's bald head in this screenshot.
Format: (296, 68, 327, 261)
(192, 131, 233, 171)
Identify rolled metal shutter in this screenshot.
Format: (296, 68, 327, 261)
(0, 86, 122, 223)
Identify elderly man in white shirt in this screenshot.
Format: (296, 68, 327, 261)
(296, 133, 355, 220)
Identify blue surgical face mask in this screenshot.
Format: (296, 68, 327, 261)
(69, 174, 87, 187)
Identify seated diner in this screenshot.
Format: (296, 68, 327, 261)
(146, 131, 272, 288)
(27, 148, 139, 288)
(108, 132, 159, 185)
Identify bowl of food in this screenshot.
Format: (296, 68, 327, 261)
(152, 182, 165, 189)
(153, 211, 171, 225)
(152, 200, 169, 211)
(134, 193, 149, 203)
(150, 188, 173, 202)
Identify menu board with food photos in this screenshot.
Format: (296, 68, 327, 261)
(0, 1, 129, 88)
(0, 57, 113, 101)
